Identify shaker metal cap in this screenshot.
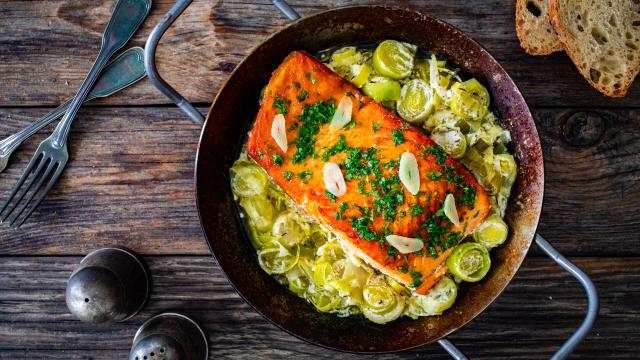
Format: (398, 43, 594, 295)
(130, 313, 208, 360)
(66, 247, 150, 323)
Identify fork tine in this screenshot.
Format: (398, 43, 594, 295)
(11, 161, 64, 228)
(8, 160, 59, 228)
(0, 153, 46, 222)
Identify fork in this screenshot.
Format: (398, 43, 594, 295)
(0, 47, 146, 174)
(0, 0, 151, 228)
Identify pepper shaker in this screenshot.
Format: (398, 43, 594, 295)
(66, 247, 150, 323)
(129, 312, 208, 360)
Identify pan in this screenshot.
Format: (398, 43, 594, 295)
(144, 1, 599, 358)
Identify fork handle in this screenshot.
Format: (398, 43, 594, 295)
(50, 0, 151, 149)
(0, 47, 146, 159)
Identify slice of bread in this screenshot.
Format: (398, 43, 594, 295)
(516, 0, 564, 55)
(549, 0, 640, 97)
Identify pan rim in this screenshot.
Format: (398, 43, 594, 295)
(195, 4, 545, 353)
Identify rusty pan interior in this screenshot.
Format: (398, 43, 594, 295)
(195, 6, 544, 353)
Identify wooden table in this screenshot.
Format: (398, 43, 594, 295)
(0, 1, 638, 358)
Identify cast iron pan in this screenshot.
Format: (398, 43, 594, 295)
(144, 1, 598, 357)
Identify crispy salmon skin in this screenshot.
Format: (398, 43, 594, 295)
(247, 51, 490, 294)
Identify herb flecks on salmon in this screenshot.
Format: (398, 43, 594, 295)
(247, 51, 491, 294)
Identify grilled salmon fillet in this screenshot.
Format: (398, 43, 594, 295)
(247, 51, 490, 294)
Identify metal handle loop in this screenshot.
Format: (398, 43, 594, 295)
(144, 0, 204, 125)
(535, 234, 599, 359)
(272, 0, 301, 20)
(440, 234, 599, 359)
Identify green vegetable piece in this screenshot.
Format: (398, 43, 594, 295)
(446, 242, 491, 282)
(372, 40, 415, 79)
(362, 76, 402, 103)
(431, 126, 468, 159)
(239, 196, 276, 232)
(258, 243, 300, 274)
(473, 214, 508, 249)
(396, 79, 439, 124)
(408, 276, 457, 316)
(230, 163, 268, 197)
(449, 78, 489, 120)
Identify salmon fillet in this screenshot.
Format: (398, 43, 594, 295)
(247, 51, 490, 294)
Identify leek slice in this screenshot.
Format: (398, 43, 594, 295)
(446, 242, 491, 282)
(372, 40, 415, 79)
(407, 276, 457, 316)
(362, 76, 402, 102)
(473, 214, 508, 249)
(449, 79, 489, 120)
(272, 211, 310, 247)
(431, 126, 468, 159)
(396, 79, 438, 124)
(258, 242, 300, 274)
(239, 196, 276, 232)
(230, 163, 268, 197)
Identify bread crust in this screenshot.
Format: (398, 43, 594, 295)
(516, 0, 563, 55)
(549, 0, 639, 97)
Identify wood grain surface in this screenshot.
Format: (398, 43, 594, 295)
(0, 0, 638, 358)
(0, 107, 637, 256)
(0, 0, 638, 108)
(0, 256, 638, 359)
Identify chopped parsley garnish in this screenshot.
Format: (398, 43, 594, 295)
(427, 245, 438, 258)
(357, 180, 366, 194)
(410, 270, 423, 288)
(410, 204, 424, 216)
(297, 170, 312, 180)
(305, 72, 317, 84)
(370, 175, 404, 220)
(273, 95, 290, 115)
(399, 258, 409, 273)
(294, 81, 301, 89)
(422, 214, 453, 256)
(459, 185, 477, 209)
(296, 90, 308, 102)
(384, 159, 398, 170)
(350, 216, 378, 241)
(288, 123, 299, 131)
(372, 123, 381, 132)
(386, 245, 397, 259)
(426, 145, 447, 165)
(292, 100, 336, 163)
(321, 134, 347, 161)
(282, 171, 293, 181)
(444, 165, 456, 173)
(447, 232, 462, 248)
(343, 147, 381, 181)
(391, 129, 405, 145)
(345, 91, 353, 97)
(272, 153, 283, 166)
(339, 203, 348, 212)
(326, 190, 337, 202)
(428, 171, 443, 180)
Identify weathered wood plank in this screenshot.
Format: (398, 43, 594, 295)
(0, 256, 637, 359)
(0, 0, 637, 108)
(0, 107, 638, 256)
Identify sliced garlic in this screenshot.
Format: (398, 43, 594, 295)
(385, 235, 424, 254)
(399, 152, 420, 195)
(323, 162, 347, 197)
(271, 113, 288, 152)
(329, 95, 353, 130)
(443, 193, 460, 225)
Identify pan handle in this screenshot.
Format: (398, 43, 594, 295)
(145, 0, 298, 124)
(148, 2, 600, 357)
(439, 234, 599, 360)
(144, 0, 204, 125)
